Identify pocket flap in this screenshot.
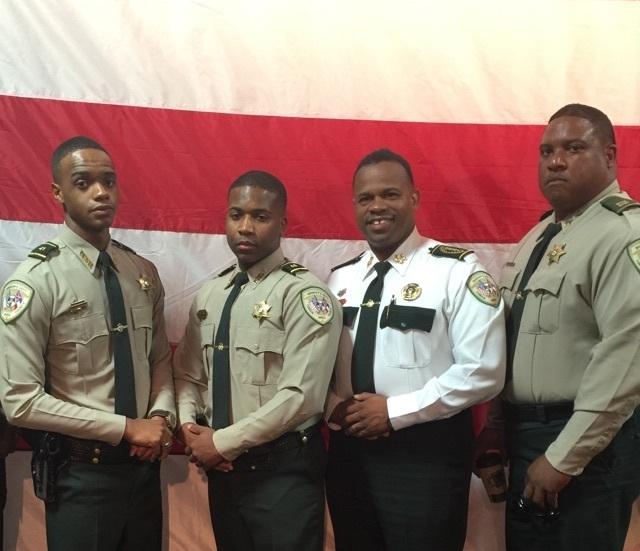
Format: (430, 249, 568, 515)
(130, 305, 152, 330)
(342, 306, 358, 327)
(380, 304, 435, 332)
(526, 270, 566, 296)
(52, 312, 109, 345)
(234, 327, 285, 354)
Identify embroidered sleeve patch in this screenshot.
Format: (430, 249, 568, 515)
(626, 239, 640, 273)
(300, 287, 334, 325)
(466, 271, 500, 308)
(1, 281, 35, 323)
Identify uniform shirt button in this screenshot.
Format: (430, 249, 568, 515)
(250, 465, 256, 471)
(93, 448, 101, 456)
(301, 435, 308, 444)
(91, 457, 100, 465)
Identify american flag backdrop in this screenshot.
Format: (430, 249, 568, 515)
(1, 1, 640, 549)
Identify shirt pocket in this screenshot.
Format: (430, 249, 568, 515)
(130, 305, 152, 361)
(234, 327, 285, 385)
(51, 312, 110, 374)
(523, 271, 566, 334)
(379, 305, 434, 369)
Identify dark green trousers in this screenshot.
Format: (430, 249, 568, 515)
(208, 433, 326, 551)
(45, 461, 162, 551)
(326, 409, 474, 551)
(506, 410, 640, 551)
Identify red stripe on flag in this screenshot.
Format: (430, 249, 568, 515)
(2, 95, 640, 243)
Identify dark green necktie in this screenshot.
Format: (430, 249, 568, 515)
(213, 271, 249, 429)
(98, 251, 137, 418)
(506, 222, 562, 380)
(351, 261, 391, 394)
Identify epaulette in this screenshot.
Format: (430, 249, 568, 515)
(217, 265, 235, 277)
(539, 209, 554, 221)
(111, 239, 137, 254)
(429, 244, 473, 261)
(281, 261, 308, 276)
(601, 196, 640, 215)
(28, 241, 59, 261)
(330, 252, 365, 272)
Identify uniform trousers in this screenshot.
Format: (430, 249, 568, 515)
(45, 461, 162, 551)
(506, 409, 640, 551)
(207, 431, 326, 551)
(326, 409, 474, 551)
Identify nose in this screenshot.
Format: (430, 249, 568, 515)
(92, 181, 110, 199)
(369, 195, 387, 212)
(237, 215, 254, 235)
(548, 149, 567, 171)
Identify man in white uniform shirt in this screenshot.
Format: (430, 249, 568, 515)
(325, 148, 506, 551)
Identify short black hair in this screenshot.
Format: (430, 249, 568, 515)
(228, 170, 287, 210)
(353, 148, 414, 186)
(51, 136, 110, 182)
(549, 104, 616, 146)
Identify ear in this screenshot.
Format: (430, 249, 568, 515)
(605, 144, 617, 168)
(411, 186, 420, 208)
(280, 215, 288, 234)
(52, 181, 64, 205)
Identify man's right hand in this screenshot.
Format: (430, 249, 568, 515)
(124, 417, 172, 449)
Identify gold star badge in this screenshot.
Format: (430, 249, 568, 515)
(393, 253, 407, 264)
(547, 244, 566, 265)
(253, 300, 272, 320)
(137, 276, 153, 291)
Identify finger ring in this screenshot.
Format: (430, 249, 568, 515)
(162, 441, 172, 448)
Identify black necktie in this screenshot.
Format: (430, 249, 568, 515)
(212, 271, 249, 429)
(98, 251, 137, 418)
(351, 261, 392, 394)
(506, 222, 562, 379)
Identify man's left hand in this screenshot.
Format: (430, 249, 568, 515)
(524, 454, 572, 510)
(184, 423, 227, 470)
(343, 393, 392, 439)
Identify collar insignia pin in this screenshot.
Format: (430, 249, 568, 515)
(393, 253, 407, 264)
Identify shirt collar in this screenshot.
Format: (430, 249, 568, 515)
(58, 224, 109, 275)
(557, 179, 620, 228)
(360, 227, 422, 280)
(224, 248, 285, 288)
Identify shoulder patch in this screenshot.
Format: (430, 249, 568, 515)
(466, 271, 500, 308)
(111, 239, 137, 254)
(429, 244, 473, 261)
(281, 261, 308, 276)
(330, 252, 366, 272)
(627, 239, 640, 273)
(300, 287, 334, 325)
(601, 196, 640, 215)
(1, 281, 35, 323)
(217, 265, 235, 277)
(539, 209, 554, 221)
(28, 241, 59, 261)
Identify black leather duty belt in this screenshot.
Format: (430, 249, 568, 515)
(62, 437, 134, 465)
(503, 402, 574, 424)
(231, 421, 322, 472)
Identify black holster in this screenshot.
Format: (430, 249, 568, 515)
(26, 431, 65, 503)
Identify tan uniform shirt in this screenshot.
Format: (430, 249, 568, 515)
(0, 225, 175, 445)
(173, 248, 342, 461)
(501, 181, 640, 475)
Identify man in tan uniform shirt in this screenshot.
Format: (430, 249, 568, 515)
(0, 136, 174, 551)
(478, 104, 640, 550)
(173, 170, 341, 550)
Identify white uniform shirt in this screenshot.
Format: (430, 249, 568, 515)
(326, 229, 506, 431)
